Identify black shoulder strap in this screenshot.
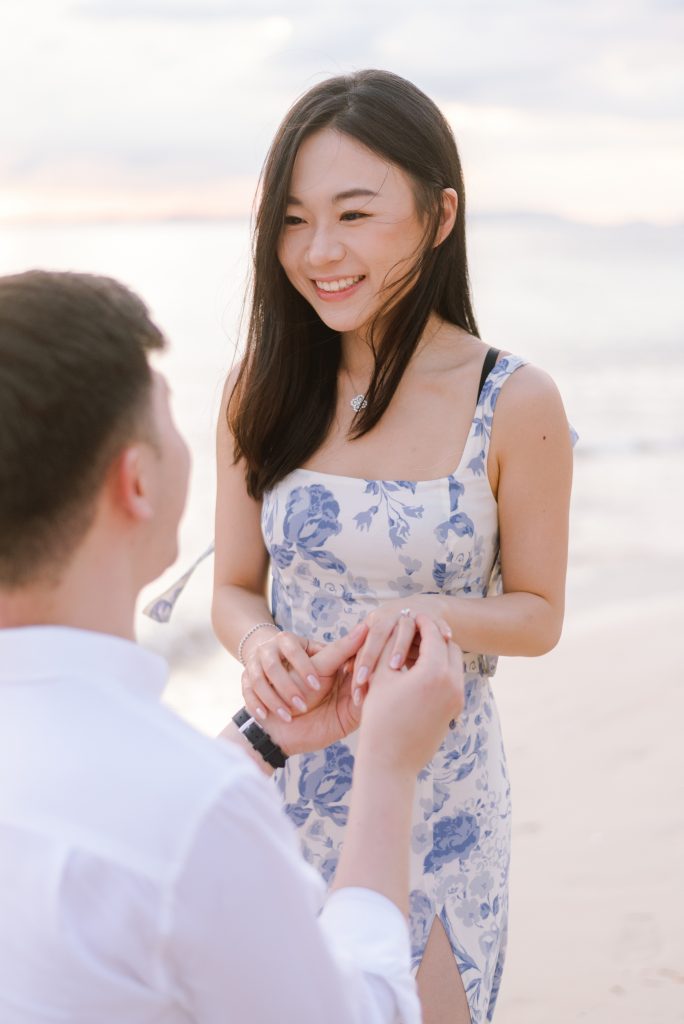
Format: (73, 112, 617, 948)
(477, 347, 500, 401)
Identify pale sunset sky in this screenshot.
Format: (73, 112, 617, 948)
(0, 0, 682, 225)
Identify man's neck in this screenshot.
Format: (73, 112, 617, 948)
(0, 545, 137, 640)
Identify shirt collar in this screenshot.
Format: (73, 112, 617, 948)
(0, 625, 169, 702)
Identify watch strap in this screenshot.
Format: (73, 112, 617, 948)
(232, 706, 288, 769)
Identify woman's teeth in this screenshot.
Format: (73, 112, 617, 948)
(315, 275, 364, 293)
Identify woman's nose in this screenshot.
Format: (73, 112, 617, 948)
(306, 225, 345, 267)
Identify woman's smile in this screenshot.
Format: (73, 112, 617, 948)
(278, 128, 426, 339)
(313, 275, 366, 300)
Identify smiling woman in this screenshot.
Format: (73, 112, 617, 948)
(211, 69, 574, 1024)
(278, 129, 445, 338)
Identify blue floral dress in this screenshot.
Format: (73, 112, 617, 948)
(261, 355, 528, 1024)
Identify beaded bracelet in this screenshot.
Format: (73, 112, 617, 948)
(237, 621, 281, 664)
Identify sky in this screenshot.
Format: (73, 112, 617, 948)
(0, 0, 682, 225)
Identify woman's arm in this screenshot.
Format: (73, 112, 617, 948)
(211, 371, 273, 655)
(446, 362, 573, 654)
(212, 372, 323, 717)
(353, 365, 574, 685)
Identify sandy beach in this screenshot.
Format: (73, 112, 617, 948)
(494, 594, 684, 1023)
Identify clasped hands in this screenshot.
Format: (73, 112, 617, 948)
(241, 599, 462, 761)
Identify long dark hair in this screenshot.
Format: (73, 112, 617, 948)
(230, 69, 479, 499)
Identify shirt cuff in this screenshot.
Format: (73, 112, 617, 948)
(319, 888, 420, 1024)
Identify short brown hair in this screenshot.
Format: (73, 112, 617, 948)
(0, 270, 165, 586)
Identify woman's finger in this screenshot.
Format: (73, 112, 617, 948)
(243, 654, 298, 722)
(256, 643, 311, 716)
(353, 615, 396, 694)
(435, 617, 453, 641)
(241, 670, 269, 723)
(387, 610, 418, 670)
(276, 633, 322, 694)
(248, 665, 298, 723)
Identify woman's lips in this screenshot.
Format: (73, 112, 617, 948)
(313, 274, 366, 300)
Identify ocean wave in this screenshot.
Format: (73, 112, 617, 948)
(575, 435, 684, 458)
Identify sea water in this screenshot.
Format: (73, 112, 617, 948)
(2, 216, 682, 729)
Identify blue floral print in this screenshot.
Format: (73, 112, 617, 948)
(434, 475, 475, 544)
(424, 812, 481, 872)
(272, 484, 347, 573)
(354, 480, 424, 549)
(289, 743, 356, 827)
(409, 889, 434, 966)
(264, 355, 530, 1024)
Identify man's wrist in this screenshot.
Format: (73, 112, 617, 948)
(222, 721, 275, 775)
(232, 707, 289, 770)
(354, 732, 418, 786)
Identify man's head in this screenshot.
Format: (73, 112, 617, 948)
(0, 270, 189, 596)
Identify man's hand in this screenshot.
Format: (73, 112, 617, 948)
(356, 615, 464, 776)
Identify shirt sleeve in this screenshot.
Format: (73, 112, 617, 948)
(319, 888, 421, 1024)
(164, 761, 420, 1024)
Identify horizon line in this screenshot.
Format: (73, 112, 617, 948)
(1, 209, 682, 231)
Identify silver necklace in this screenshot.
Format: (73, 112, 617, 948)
(344, 367, 368, 413)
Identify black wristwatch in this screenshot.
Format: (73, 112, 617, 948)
(232, 707, 289, 769)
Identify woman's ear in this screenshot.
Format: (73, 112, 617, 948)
(434, 187, 458, 247)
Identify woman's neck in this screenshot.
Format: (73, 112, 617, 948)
(339, 331, 375, 379)
(340, 313, 446, 378)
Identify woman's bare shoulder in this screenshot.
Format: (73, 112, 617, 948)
(498, 359, 564, 405)
(492, 360, 570, 448)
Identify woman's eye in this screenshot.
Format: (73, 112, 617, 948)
(340, 211, 368, 222)
(284, 215, 304, 225)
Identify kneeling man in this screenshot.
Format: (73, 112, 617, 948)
(0, 271, 463, 1023)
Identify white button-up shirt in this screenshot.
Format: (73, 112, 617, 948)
(0, 627, 420, 1023)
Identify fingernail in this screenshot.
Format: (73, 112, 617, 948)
(390, 654, 402, 669)
(292, 696, 307, 713)
(353, 687, 362, 706)
(307, 674, 321, 691)
(254, 706, 267, 721)
(356, 666, 369, 685)
(277, 707, 292, 723)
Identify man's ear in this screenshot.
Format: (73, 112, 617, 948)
(434, 187, 458, 247)
(113, 445, 155, 523)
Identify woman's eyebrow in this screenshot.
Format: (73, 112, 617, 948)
(286, 187, 379, 205)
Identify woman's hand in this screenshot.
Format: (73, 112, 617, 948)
(263, 623, 368, 754)
(352, 596, 452, 703)
(241, 628, 330, 724)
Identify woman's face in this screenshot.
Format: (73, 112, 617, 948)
(277, 128, 427, 339)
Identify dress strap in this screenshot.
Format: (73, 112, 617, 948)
(477, 347, 500, 401)
(461, 353, 528, 476)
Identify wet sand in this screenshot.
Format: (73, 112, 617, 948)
(494, 594, 684, 1023)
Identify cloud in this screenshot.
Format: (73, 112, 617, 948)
(70, 0, 319, 19)
(0, 0, 681, 223)
(267, 0, 683, 120)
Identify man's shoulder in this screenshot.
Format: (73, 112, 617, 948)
(0, 656, 262, 882)
(110, 688, 263, 839)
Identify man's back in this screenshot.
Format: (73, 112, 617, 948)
(1, 626, 373, 1023)
(0, 626, 250, 1019)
